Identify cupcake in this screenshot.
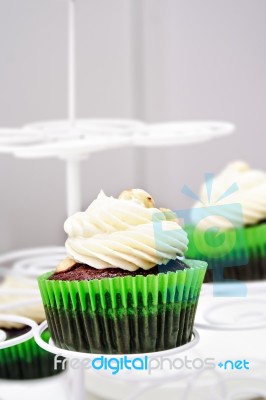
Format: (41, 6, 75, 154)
(0, 276, 64, 379)
(38, 189, 207, 354)
(0, 325, 63, 380)
(0, 275, 46, 325)
(186, 161, 266, 282)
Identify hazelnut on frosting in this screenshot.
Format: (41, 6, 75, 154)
(58, 189, 188, 273)
(119, 189, 179, 222)
(119, 189, 155, 208)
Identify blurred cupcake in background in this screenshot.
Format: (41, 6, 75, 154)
(186, 161, 266, 282)
(38, 189, 207, 355)
(0, 272, 64, 379)
(0, 275, 45, 325)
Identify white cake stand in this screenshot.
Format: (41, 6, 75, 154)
(0, 0, 235, 216)
(35, 320, 201, 400)
(0, 314, 37, 349)
(0, 1, 235, 399)
(190, 281, 266, 400)
(196, 281, 266, 331)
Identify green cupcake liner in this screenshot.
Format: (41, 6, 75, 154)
(0, 330, 64, 380)
(38, 260, 207, 354)
(185, 222, 266, 282)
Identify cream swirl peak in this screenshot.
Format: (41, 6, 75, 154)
(62, 190, 188, 272)
(192, 161, 266, 229)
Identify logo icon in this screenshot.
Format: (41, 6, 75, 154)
(181, 173, 248, 296)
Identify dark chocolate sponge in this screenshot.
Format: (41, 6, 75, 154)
(1, 325, 31, 340)
(49, 258, 188, 281)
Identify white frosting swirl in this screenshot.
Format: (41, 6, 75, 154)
(65, 191, 188, 271)
(192, 161, 266, 230)
(0, 276, 45, 329)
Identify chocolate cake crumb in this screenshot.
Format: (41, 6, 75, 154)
(49, 259, 188, 281)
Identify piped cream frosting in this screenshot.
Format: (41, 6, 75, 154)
(63, 190, 188, 271)
(0, 276, 45, 329)
(191, 161, 266, 230)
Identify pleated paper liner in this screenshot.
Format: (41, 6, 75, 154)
(185, 222, 266, 282)
(0, 330, 64, 380)
(38, 259, 207, 355)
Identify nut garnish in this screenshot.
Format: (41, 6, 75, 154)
(119, 189, 155, 208)
(56, 257, 76, 273)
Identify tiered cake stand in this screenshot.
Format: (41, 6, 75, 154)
(0, 1, 236, 399)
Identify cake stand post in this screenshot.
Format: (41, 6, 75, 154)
(70, 367, 86, 400)
(65, 0, 83, 216)
(68, 0, 76, 127)
(65, 156, 84, 215)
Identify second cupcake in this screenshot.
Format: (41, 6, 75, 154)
(186, 161, 266, 282)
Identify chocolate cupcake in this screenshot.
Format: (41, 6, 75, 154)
(0, 277, 64, 379)
(0, 326, 63, 380)
(186, 161, 266, 282)
(38, 189, 207, 354)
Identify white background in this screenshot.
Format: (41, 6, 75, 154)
(0, 0, 265, 252)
